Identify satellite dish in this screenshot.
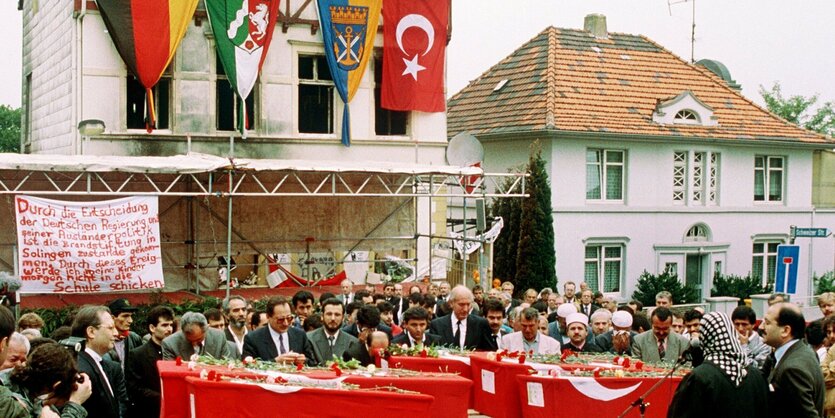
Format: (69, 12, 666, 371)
(446, 132, 484, 167)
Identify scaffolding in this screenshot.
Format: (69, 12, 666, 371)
(0, 153, 526, 298)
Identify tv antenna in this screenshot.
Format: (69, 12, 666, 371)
(668, 0, 696, 63)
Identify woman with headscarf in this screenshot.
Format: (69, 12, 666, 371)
(667, 311, 769, 418)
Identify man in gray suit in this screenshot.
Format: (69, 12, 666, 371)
(162, 312, 233, 360)
(760, 302, 824, 417)
(631, 307, 688, 363)
(307, 298, 360, 365)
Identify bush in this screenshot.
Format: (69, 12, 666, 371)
(814, 271, 835, 294)
(631, 270, 700, 307)
(711, 273, 771, 300)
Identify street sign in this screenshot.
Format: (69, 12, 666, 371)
(775, 245, 800, 294)
(793, 227, 830, 238)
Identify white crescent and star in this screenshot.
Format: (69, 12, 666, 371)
(395, 14, 435, 81)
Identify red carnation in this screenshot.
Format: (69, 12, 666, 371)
(593, 369, 601, 378)
(622, 358, 631, 368)
(518, 354, 526, 364)
(207, 370, 217, 381)
(175, 356, 183, 366)
(419, 349, 428, 358)
(635, 361, 644, 371)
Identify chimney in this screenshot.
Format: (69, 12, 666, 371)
(584, 14, 608, 39)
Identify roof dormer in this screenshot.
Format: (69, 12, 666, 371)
(652, 91, 718, 127)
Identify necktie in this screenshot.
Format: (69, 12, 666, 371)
(278, 333, 287, 355)
(658, 339, 666, 360)
(494, 334, 501, 349)
(324, 335, 335, 360)
(454, 320, 463, 348)
(96, 359, 115, 398)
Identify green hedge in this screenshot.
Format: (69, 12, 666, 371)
(23, 294, 228, 338)
(710, 272, 771, 300)
(630, 270, 700, 307)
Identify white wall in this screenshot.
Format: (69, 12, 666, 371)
(480, 133, 835, 302)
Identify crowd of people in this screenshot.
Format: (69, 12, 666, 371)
(0, 280, 833, 417)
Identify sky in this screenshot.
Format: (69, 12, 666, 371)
(0, 0, 833, 109)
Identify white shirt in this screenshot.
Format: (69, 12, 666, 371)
(85, 347, 114, 397)
(450, 315, 468, 349)
(268, 326, 289, 354)
(227, 325, 247, 354)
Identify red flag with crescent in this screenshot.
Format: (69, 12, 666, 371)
(381, 0, 447, 112)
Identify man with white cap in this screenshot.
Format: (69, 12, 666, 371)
(501, 308, 561, 355)
(563, 313, 604, 353)
(596, 310, 637, 355)
(548, 303, 577, 345)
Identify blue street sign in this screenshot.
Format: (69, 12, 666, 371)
(794, 227, 830, 238)
(775, 245, 800, 294)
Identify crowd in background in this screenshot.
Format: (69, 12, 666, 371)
(0, 280, 834, 417)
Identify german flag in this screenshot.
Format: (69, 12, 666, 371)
(97, 0, 198, 132)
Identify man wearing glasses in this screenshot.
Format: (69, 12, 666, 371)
(72, 305, 129, 418)
(243, 295, 318, 366)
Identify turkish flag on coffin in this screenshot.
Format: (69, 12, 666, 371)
(381, 0, 448, 112)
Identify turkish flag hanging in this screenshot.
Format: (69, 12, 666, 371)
(381, 0, 448, 112)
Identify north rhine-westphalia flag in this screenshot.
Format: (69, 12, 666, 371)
(96, 0, 198, 132)
(316, 0, 382, 146)
(381, 0, 448, 112)
(206, 0, 279, 138)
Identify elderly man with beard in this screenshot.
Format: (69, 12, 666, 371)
(223, 296, 249, 356)
(668, 312, 768, 417)
(307, 298, 360, 365)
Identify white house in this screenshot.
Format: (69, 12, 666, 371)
(447, 14, 835, 302)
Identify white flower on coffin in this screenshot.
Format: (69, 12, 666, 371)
(188, 361, 197, 371)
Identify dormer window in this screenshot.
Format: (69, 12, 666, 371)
(652, 91, 718, 127)
(673, 109, 700, 124)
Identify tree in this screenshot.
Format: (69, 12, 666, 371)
(760, 82, 835, 136)
(491, 174, 522, 291)
(631, 270, 699, 307)
(514, 142, 556, 294)
(0, 105, 21, 153)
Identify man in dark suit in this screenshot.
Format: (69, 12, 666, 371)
(72, 305, 129, 418)
(162, 312, 233, 360)
(391, 307, 442, 347)
(429, 285, 497, 351)
(307, 298, 360, 365)
(761, 302, 824, 417)
(126, 305, 174, 418)
(576, 290, 601, 318)
(482, 299, 510, 350)
(342, 304, 394, 341)
(104, 298, 144, 371)
(243, 295, 318, 366)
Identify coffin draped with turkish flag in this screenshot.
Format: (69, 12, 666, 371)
(96, 0, 199, 132)
(381, 0, 448, 112)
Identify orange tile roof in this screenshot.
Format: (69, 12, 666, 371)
(447, 27, 831, 145)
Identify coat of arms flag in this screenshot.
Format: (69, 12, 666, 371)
(316, 0, 382, 146)
(205, 0, 280, 137)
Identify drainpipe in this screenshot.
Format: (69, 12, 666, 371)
(74, 1, 87, 155)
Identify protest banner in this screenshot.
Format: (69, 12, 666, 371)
(15, 195, 164, 293)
